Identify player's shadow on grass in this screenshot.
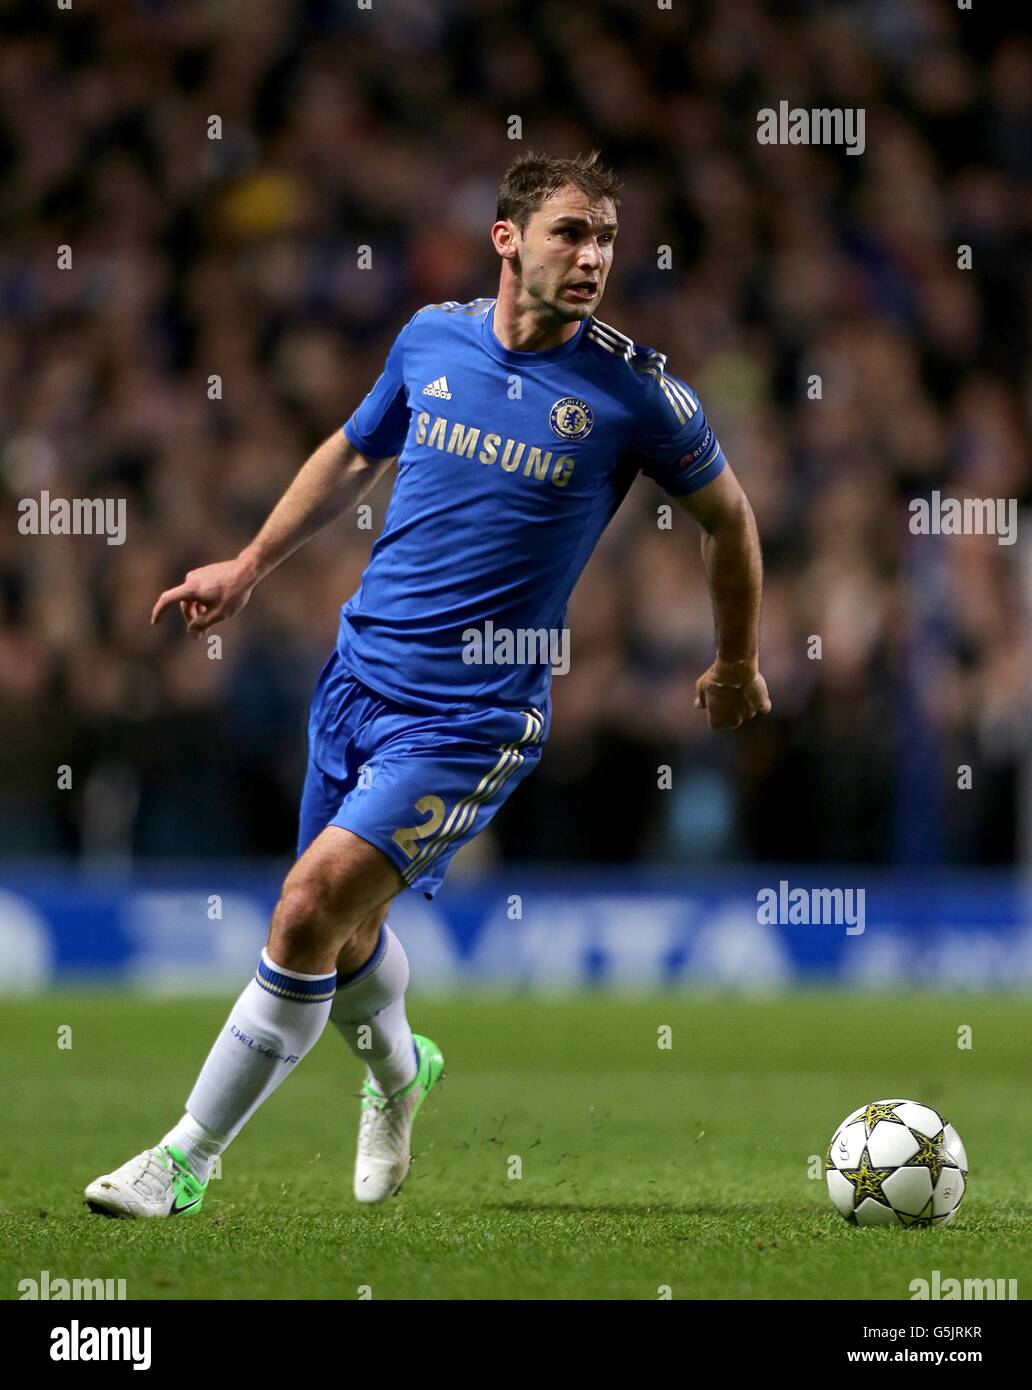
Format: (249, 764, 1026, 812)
(478, 1200, 783, 1217)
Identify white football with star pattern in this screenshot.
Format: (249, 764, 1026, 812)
(825, 1099, 967, 1227)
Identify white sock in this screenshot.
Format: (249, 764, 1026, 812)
(160, 1113, 224, 1182)
(169, 949, 336, 1178)
(330, 924, 418, 1097)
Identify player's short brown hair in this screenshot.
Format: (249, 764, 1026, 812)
(496, 150, 622, 234)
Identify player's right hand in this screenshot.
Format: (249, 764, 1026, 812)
(151, 558, 256, 637)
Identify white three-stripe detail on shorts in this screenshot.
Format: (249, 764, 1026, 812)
(402, 709, 544, 884)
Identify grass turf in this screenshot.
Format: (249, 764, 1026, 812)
(1, 993, 1029, 1300)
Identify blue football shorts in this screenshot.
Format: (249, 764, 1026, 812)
(297, 648, 549, 898)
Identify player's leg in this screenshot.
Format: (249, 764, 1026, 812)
(84, 826, 402, 1217)
(294, 728, 428, 1106)
(325, 904, 445, 1203)
(319, 698, 545, 1200)
(330, 904, 417, 1096)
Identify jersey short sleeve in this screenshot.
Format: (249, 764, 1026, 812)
(342, 316, 414, 460)
(629, 363, 726, 497)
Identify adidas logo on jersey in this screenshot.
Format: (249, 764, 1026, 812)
(422, 376, 452, 400)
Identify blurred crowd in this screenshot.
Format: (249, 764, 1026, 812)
(0, 0, 1029, 870)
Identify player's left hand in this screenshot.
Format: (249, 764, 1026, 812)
(694, 657, 772, 730)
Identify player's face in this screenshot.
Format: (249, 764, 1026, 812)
(516, 187, 617, 322)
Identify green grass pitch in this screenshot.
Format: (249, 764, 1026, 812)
(1, 992, 1030, 1300)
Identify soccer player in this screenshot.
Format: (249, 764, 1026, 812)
(85, 150, 770, 1217)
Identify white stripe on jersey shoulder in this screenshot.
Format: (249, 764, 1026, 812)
(417, 297, 495, 316)
(587, 316, 698, 425)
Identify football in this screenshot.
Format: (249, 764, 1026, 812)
(825, 1100, 968, 1227)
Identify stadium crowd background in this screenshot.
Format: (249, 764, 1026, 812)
(0, 0, 1028, 873)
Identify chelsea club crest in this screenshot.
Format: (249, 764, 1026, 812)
(549, 397, 594, 441)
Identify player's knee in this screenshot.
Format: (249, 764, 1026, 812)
(269, 877, 346, 957)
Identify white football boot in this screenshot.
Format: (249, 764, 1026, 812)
(354, 1033, 444, 1203)
(85, 1144, 208, 1218)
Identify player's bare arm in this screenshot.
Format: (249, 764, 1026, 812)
(677, 464, 772, 731)
(149, 432, 395, 636)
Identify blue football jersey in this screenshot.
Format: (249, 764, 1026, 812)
(340, 297, 726, 711)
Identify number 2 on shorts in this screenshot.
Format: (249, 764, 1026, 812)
(391, 795, 446, 860)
